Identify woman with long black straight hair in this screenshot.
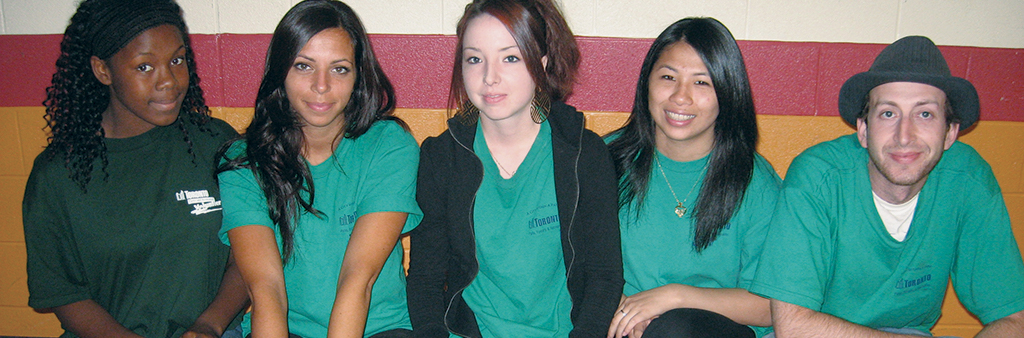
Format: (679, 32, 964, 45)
(606, 17, 782, 338)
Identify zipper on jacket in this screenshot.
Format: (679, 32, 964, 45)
(564, 118, 584, 317)
(440, 116, 585, 336)
(443, 124, 482, 338)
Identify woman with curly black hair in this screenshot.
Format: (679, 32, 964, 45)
(216, 1, 421, 337)
(22, 0, 248, 337)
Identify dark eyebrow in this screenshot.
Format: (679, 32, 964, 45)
(294, 54, 351, 65)
(463, 45, 519, 53)
(654, 64, 708, 77)
(875, 99, 940, 108)
(135, 44, 185, 57)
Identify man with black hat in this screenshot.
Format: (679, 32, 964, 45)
(749, 36, 1024, 337)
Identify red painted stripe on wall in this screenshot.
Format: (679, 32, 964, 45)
(2, 34, 1021, 121)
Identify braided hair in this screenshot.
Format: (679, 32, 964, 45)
(44, 0, 210, 192)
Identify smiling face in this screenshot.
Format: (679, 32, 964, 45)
(461, 14, 540, 124)
(93, 24, 188, 138)
(285, 27, 357, 137)
(647, 41, 719, 161)
(858, 81, 959, 201)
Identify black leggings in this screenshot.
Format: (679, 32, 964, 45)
(641, 308, 755, 338)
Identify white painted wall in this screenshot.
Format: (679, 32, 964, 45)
(2, 0, 1022, 48)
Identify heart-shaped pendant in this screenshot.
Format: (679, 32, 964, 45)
(675, 203, 686, 217)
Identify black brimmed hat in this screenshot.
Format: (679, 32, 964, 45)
(838, 36, 979, 130)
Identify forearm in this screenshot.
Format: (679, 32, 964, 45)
(671, 285, 771, 327)
(326, 274, 374, 338)
(572, 228, 624, 337)
(571, 225, 623, 337)
(574, 142, 625, 337)
(53, 300, 143, 338)
(327, 211, 407, 338)
(572, 276, 625, 338)
(247, 283, 289, 338)
(976, 309, 1024, 338)
(228, 226, 288, 337)
(189, 256, 251, 336)
(770, 299, 919, 338)
(405, 226, 450, 336)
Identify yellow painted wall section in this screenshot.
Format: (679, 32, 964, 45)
(2, 107, 1022, 336)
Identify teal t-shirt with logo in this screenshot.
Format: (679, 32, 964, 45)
(219, 121, 422, 338)
(460, 120, 573, 337)
(750, 134, 1024, 333)
(618, 150, 780, 337)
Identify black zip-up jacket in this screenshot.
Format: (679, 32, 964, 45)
(407, 101, 624, 338)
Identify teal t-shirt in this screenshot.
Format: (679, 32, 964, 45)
(750, 134, 1024, 333)
(461, 120, 573, 337)
(618, 150, 780, 337)
(219, 121, 422, 338)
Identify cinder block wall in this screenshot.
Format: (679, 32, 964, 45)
(3, 0, 1023, 336)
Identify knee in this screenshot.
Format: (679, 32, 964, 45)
(642, 308, 753, 338)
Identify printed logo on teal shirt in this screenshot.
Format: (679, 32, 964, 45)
(338, 213, 357, 227)
(895, 265, 934, 296)
(336, 202, 357, 230)
(527, 203, 559, 236)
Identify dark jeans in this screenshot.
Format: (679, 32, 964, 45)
(641, 308, 755, 338)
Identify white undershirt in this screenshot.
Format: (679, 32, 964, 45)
(872, 191, 919, 242)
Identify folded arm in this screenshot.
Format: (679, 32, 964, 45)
(571, 133, 625, 338)
(771, 299, 921, 338)
(976, 309, 1024, 338)
(406, 139, 454, 338)
(609, 284, 769, 338)
(52, 300, 144, 338)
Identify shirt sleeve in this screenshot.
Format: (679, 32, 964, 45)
(218, 142, 276, 245)
(738, 157, 782, 289)
(749, 153, 835, 311)
(951, 186, 1024, 324)
(22, 157, 92, 309)
(355, 123, 422, 234)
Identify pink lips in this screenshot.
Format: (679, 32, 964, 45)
(150, 98, 180, 112)
(889, 151, 921, 164)
(664, 110, 693, 127)
(482, 94, 505, 104)
(306, 101, 334, 112)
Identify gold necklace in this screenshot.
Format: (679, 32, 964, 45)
(494, 159, 517, 178)
(655, 156, 702, 218)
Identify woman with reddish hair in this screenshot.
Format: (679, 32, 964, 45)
(406, 0, 623, 337)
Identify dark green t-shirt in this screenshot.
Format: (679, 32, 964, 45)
(23, 118, 238, 338)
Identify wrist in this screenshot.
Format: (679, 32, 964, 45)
(187, 319, 223, 337)
(667, 283, 695, 309)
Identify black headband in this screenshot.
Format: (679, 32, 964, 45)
(86, 0, 185, 59)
